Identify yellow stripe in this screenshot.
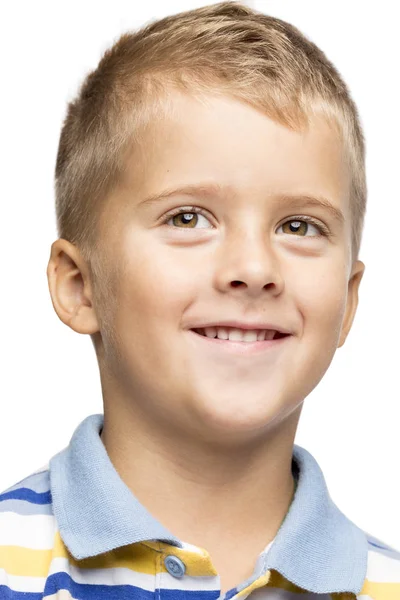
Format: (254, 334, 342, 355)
(360, 579, 400, 600)
(60, 537, 159, 574)
(0, 534, 219, 578)
(1, 535, 159, 576)
(60, 536, 217, 576)
(143, 541, 218, 576)
(0, 545, 53, 576)
(236, 571, 271, 599)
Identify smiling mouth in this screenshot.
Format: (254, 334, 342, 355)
(191, 327, 290, 343)
(188, 328, 292, 359)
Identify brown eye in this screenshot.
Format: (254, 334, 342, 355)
(279, 219, 322, 237)
(172, 212, 198, 228)
(165, 209, 213, 229)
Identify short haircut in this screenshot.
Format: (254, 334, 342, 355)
(55, 1, 366, 285)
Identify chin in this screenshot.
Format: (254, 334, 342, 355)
(191, 393, 285, 436)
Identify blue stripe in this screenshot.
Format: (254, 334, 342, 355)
(225, 587, 239, 600)
(160, 591, 220, 600)
(369, 540, 389, 550)
(43, 572, 221, 600)
(0, 585, 43, 600)
(0, 488, 51, 505)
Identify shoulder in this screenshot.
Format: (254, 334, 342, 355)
(359, 531, 400, 599)
(0, 462, 52, 509)
(0, 464, 55, 593)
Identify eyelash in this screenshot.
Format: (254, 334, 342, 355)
(160, 206, 331, 237)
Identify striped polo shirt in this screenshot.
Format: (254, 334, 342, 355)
(1, 413, 399, 599)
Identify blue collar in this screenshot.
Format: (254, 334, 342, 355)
(49, 413, 368, 595)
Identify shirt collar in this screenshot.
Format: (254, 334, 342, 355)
(49, 413, 368, 595)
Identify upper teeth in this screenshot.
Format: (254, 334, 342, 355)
(198, 327, 276, 342)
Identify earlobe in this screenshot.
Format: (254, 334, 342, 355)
(46, 239, 100, 335)
(338, 260, 365, 348)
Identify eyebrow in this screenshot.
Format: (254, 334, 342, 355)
(139, 182, 345, 225)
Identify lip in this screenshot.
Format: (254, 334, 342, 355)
(188, 321, 292, 334)
(188, 329, 292, 356)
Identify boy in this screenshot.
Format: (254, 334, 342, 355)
(1, 1, 399, 598)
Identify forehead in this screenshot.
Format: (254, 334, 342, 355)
(120, 91, 350, 216)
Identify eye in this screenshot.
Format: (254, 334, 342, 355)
(277, 218, 327, 237)
(163, 207, 213, 229)
(161, 208, 329, 237)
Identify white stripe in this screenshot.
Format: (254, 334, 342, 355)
(48, 557, 220, 591)
(366, 548, 400, 581)
(47, 557, 157, 589)
(0, 512, 55, 549)
(0, 567, 46, 593)
(158, 571, 220, 591)
(45, 591, 74, 600)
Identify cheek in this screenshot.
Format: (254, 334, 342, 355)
(283, 260, 349, 399)
(294, 262, 348, 344)
(118, 235, 201, 321)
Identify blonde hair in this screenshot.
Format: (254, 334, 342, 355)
(55, 0, 366, 285)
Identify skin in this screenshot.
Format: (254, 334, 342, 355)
(47, 91, 365, 593)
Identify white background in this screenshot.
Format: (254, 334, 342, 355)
(0, 1, 399, 548)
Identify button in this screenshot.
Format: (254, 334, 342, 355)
(164, 555, 186, 578)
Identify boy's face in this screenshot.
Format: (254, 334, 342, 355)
(51, 91, 365, 444)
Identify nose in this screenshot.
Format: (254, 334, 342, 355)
(214, 230, 285, 298)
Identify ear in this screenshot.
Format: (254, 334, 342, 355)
(46, 239, 100, 335)
(338, 259, 365, 348)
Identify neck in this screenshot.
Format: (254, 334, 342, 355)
(100, 403, 301, 553)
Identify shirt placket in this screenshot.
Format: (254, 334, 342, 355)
(153, 541, 274, 600)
